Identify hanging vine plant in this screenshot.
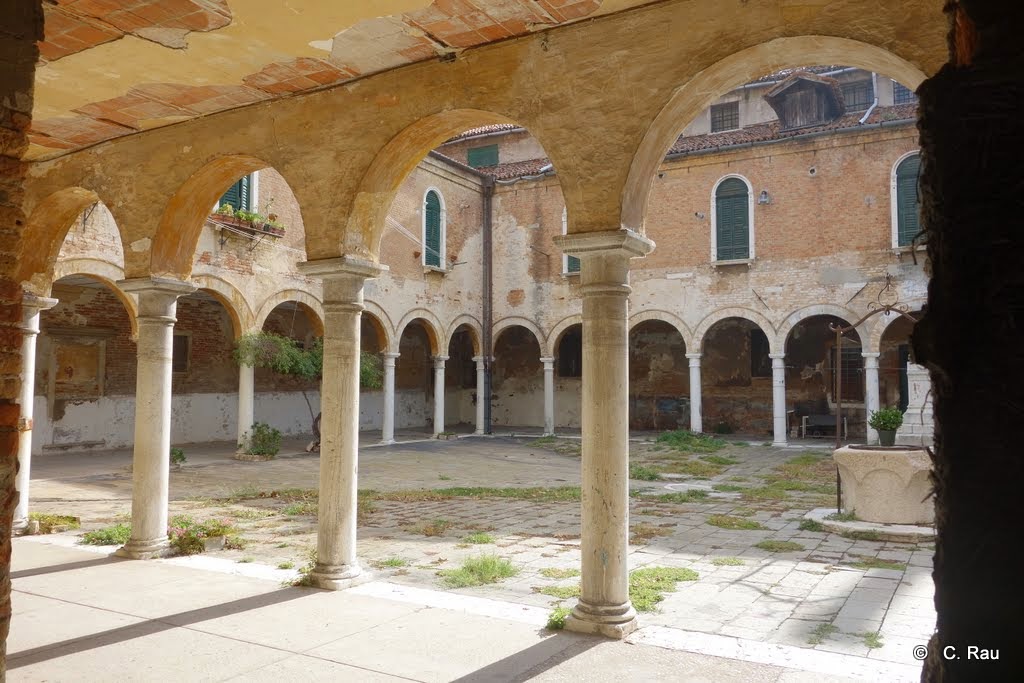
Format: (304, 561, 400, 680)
(233, 331, 383, 450)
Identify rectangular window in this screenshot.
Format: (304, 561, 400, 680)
(172, 334, 190, 373)
(841, 80, 874, 111)
(831, 345, 863, 402)
(715, 195, 750, 260)
(710, 102, 739, 132)
(467, 144, 499, 168)
(565, 255, 580, 274)
(893, 82, 917, 105)
(219, 174, 251, 212)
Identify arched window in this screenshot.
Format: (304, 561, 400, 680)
(713, 177, 751, 261)
(561, 206, 579, 274)
(423, 189, 445, 268)
(893, 154, 921, 247)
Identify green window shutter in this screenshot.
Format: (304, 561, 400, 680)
(567, 255, 580, 273)
(896, 155, 921, 247)
(424, 191, 442, 267)
(467, 144, 499, 168)
(219, 175, 250, 212)
(715, 178, 750, 260)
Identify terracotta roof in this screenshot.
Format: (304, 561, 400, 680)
(668, 104, 917, 156)
(477, 158, 552, 180)
(444, 124, 522, 142)
(746, 65, 848, 85)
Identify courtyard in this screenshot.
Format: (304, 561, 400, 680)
(19, 434, 934, 679)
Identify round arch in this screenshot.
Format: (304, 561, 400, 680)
(52, 258, 124, 293)
(866, 302, 926, 353)
(777, 304, 866, 350)
(50, 272, 140, 338)
(18, 187, 129, 296)
(362, 299, 395, 353)
(255, 289, 324, 336)
(545, 314, 582, 357)
(494, 317, 546, 354)
(629, 309, 692, 350)
(151, 154, 297, 278)
(394, 308, 445, 356)
(190, 275, 255, 340)
(693, 307, 778, 354)
(445, 315, 483, 357)
(621, 36, 930, 234)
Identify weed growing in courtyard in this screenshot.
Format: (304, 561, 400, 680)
(224, 535, 247, 550)
(846, 555, 907, 571)
(701, 455, 739, 465)
(655, 430, 726, 454)
(290, 549, 318, 587)
(371, 557, 410, 569)
(711, 483, 746, 493)
(630, 523, 673, 544)
(227, 507, 277, 520)
(798, 519, 825, 532)
(438, 475, 452, 481)
(533, 584, 581, 599)
(28, 512, 80, 534)
(237, 557, 254, 563)
(168, 516, 235, 555)
(278, 561, 295, 570)
(282, 501, 318, 516)
(539, 567, 580, 579)
(711, 557, 744, 567)
(463, 532, 495, 544)
(755, 540, 805, 553)
(629, 464, 663, 481)
(840, 530, 881, 541)
(807, 623, 839, 645)
(861, 631, 884, 649)
(707, 515, 765, 530)
(641, 490, 710, 504)
(376, 486, 582, 503)
(825, 510, 859, 522)
(407, 519, 453, 537)
(81, 523, 131, 546)
(658, 459, 725, 478)
(438, 555, 518, 588)
(629, 567, 699, 612)
(170, 447, 187, 466)
(546, 606, 572, 630)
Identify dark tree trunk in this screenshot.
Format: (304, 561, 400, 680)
(915, 3, 1024, 681)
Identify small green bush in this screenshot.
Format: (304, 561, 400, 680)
(547, 606, 572, 630)
(868, 407, 904, 431)
(629, 464, 662, 481)
(170, 447, 186, 466)
(438, 555, 518, 588)
(168, 515, 235, 555)
(81, 523, 131, 546)
(244, 422, 282, 456)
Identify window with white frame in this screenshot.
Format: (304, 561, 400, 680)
(561, 206, 580, 274)
(712, 176, 753, 261)
(891, 153, 922, 248)
(423, 189, 446, 268)
(218, 172, 259, 213)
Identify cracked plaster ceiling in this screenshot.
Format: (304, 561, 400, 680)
(30, 0, 652, 160)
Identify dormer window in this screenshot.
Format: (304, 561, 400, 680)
(763, 72, 845, 131)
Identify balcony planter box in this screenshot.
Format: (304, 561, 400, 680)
(210, 213, 285, 238)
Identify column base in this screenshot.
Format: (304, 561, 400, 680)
(12, 517, 31, 535)
(115, 537, 172, 560)
(378, 439, 396, 446)
(772, 440, 788, 448)
(309, 563, 371, 591)
(564, 600, 638, 639)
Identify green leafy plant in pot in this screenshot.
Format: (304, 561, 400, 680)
(868, 407, 904, 447)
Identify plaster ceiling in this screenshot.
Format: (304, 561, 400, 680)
(30, 0, 651, 160)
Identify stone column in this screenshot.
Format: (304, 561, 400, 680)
(686, 353, 703, 433)
(115, 277, 196, 559)
(554, 229, 655, 639)
(432, 355, 448, 436)
(380, 352, 398, 444)
(541, 356, 555, 436)
(473, 355, 486, 434)
(863, 352, 880, 444)
(770, 353, 788, 446)
(297, 256, 385, 589)
(236, 362, 254, 451)
(13, 294, 57, 533)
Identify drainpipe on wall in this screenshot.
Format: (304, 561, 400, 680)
(482, 175, 495, 434)
(859, 72, 880, 124)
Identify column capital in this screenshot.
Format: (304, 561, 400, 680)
(769, 352, 786, 360)
(118, 276, 196, 297)
(381, 351, 400, 360)
(433, 355, 449, 369)
(472, 355, 486, 363)
(861, 351, 881, 358)
(553, 229, 655, 259)
(540, 356, 556, 365)
(297, 255, 388, 280)
(20, 294, 58, 334)
(685, 352, 702, 360)
(22, 293, 58, 312)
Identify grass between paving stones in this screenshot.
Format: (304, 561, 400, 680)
(629, 567, 699, 612)
(540, 567, 580, 579)
(846, 555, 906, 570)
(371, 557, 410, 569)
(546, 605, 572, 630)
(799, 519, 825, 532)
(528, 436, 582, 456)
(807, 623, 839, 645)
(81, 523, 131, 546)
(629, 464, 663, 481)
(729, 507, 757, 517)
(226, 508, 277, 520)
(755, 540, 805, 553)
(825, 511, 859, 522)
(282, 502, 317, 516)
(861, 631, 884, 648)
(656, 459, 725, 478)
(278, 561, 295, 570)
(406, 519, 453, 537)
(655, 430, 727, 454)
(290, 549, 318, 587)
(707, 515, 765, 530)
(711, 557, 745, 566)
(534, 584, 582, 599)
(438, 555, 518, 588)
(701, 455, 739, 465)
(28, 512, 80, 533)
(630, 489, 710, 504)
(711, 483, 746, 493)
(840, 530, 882, 541)
(371, 486, 582, 503)
(630, 523, 673, 544)
(463, 532, 495, 544)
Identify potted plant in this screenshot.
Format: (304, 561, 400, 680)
(868, 407, 904, 446)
